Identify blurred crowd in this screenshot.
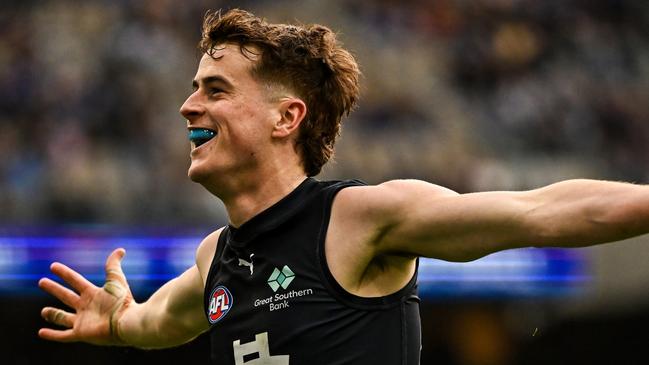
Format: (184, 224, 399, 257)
(1, 0, 648, 225)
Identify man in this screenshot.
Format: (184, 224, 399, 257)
(38, 9, 649, 365)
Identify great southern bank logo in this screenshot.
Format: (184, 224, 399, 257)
(208, 285, 233, 324)
(254, 265, 313, 312)
(267, 265, 295, 292)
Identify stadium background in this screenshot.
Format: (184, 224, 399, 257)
(2, 0, 649, 364)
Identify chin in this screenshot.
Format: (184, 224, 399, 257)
(187, 165, 212, 183)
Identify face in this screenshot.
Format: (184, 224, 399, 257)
(180, 44, 280, 185)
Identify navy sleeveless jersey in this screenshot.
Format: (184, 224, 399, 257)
(203, 178, 421, 364)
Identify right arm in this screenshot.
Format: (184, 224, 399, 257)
(39, 231, 220, 349)
(119, 229, 222, 348)
(117, 263, 208, 348)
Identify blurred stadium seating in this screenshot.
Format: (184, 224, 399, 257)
(1, 0, 649, 364)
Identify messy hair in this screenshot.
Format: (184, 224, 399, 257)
(200, 9, 360, 176)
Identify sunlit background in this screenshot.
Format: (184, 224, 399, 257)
(2, 0, 649, 364)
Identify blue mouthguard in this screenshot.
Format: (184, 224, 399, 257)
(188, 129, 216, 142)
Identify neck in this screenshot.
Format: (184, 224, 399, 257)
(203, 165, 308, 227)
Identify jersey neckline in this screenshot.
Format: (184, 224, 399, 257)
(227, 177, 319, 246)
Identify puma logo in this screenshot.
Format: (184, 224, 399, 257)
(238, 253, 254, 275)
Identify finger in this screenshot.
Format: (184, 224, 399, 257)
(38, 328, 77, 343)
(39, 278, 80, 308)
(50, 262, 95, 293)
(41, 307, 76, 328)
(105, 248, 126, 284)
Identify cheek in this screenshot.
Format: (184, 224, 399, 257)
(231, 104, 274, 146)
(225, 123, 265, 157)
(232, 130, 266, 159)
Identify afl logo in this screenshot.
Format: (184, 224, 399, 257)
(208, 285, 233, 324)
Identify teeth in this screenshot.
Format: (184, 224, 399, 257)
(188, 128, 216, 148)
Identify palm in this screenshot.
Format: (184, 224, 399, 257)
(74, 284, 131, 344)
(39, 248, 133, 345)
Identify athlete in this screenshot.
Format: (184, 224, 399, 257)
(38, 9, 649, 365)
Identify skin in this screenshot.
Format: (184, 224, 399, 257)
(39, 43, 649, 348)
(183, 46, 307, 225)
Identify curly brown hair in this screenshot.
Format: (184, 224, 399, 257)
(199, 9, 360, 176)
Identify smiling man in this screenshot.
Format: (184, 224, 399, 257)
(38, 9, 649, 365)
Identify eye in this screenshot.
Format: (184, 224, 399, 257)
(209, 87, 223, 96)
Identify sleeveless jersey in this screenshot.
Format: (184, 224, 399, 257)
(203, 178, 421, 364)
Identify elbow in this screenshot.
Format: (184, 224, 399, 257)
(524, 210, 593, 248)
(526, 203, 635, 248)
(521, 201, 576, 247)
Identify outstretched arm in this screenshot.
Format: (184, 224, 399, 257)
(39, 248, 208, 349)
(340, 179, 649, 262)
(117, 261, 208, 348)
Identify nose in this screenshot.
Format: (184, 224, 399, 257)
(179, 91, 204, 121)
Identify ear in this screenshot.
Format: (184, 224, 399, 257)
(271, 98, 307, 139)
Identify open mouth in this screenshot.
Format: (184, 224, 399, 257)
(188, 128, 217, 148)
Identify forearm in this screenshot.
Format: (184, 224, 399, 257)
(529, 179, 649, 247)
(117, 268, 207, 349)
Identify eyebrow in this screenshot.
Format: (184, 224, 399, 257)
(192, 75, 233, 90)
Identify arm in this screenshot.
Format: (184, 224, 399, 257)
(120, 229, 223, 348)
(39, 245, 209, 349)
(117, 263, 208, 348)
(340, 179, 649, 262)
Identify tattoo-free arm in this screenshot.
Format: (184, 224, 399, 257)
(39, 248, 209, 349)
(117, 264, 208, 349)
(342, 179, 649, 262)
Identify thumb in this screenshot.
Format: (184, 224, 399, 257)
(104, 248, 128, 297)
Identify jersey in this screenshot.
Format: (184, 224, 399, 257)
(203, 178, 421, 365)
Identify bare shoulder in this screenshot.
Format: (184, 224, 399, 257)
(195, 227, 224, 286)
(330, 179, 459, 256)
(333, 179, 458, 224)
(327, 180, 455, 295)
(336, 179, 457, 203)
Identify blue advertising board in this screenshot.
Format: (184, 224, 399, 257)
(0, 227, 588, 298)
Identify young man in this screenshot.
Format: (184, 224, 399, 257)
(39, 9, 649, 365)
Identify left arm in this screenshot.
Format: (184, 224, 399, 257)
(340, 179, 649, 262)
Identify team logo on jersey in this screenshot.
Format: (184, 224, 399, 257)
(267, 265, 295, 292)
(253, 265, 313, 312)
(208, 285, 233, 324)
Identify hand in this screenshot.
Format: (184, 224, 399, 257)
(38, 248, 134, 346)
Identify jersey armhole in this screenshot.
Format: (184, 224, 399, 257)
(315, 180, 419, 311)
(202, 226, 229, 320)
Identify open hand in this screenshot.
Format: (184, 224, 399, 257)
(38, 248, 133, 346)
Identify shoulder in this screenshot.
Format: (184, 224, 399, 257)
(333, 179, 458, 222)
(196, 228, 224, 257)
(326, 180, 454, 294)
(328, 179, 457, 252)
(195, 227, 225, 285)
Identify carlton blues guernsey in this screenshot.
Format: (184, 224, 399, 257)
(203, 178, 421, 364)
